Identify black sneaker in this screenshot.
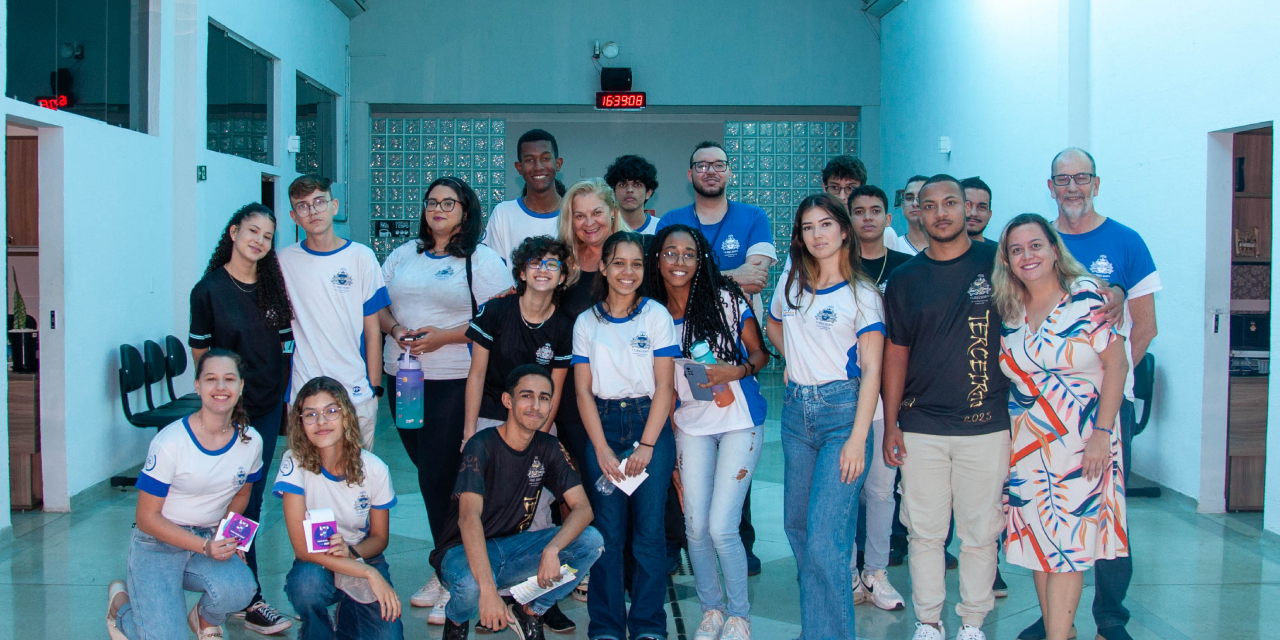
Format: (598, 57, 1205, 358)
(992, 569, 1008, 598)
(888, 536, 907, 566)
(1017, 617, 1046, 640)
(443, 618, 470, 640)
(945, 551, 958, 570)
(667, 550, 683, 575)
(242, 599, 293, 635)
(507, 601, 546, 640)
(746, 553, 762, 576)
(541, 602, 576, 634)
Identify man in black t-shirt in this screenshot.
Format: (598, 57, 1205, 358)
(431, 365, 602, 640)
(881, 175, 1012, 640)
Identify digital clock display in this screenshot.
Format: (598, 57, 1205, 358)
(596, 91, 646, 110)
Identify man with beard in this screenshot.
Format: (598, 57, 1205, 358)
(605, 155, 661, 235)
(960, 176, 997, 246)
(483, 129, 565, 264)
(881, 175, 1010, 640)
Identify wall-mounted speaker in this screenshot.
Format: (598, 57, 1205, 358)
(600, 67, 632, 92)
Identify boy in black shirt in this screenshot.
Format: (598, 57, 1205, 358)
(431, 365, 602, 640)
(881, 176, 1011, 640)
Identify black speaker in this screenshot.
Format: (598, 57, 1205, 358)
(600, 67, 632, 92)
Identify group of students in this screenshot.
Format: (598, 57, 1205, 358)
(102, 127, 1158, 640)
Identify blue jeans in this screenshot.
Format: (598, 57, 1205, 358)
(285, 555, 404, 640)
(583, 396, 676, 640)
(440, 526, 604, 621)
(116, 526, 257, 640)
(676, 426, 762, 618)
(1092, 400, 1135, 639)
(244, 402, 284, 595)
(782, 379, 872, 640)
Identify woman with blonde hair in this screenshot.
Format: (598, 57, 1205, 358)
(993, 213, 1128, 640)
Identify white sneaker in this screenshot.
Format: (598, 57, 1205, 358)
(853, 571, 870, 604)
(955, 625, 986, 640)
(105, 580, 128, 640)
(571, 574, 589, 602)
(188, 604, 225, 639)
(692, 609, 725, 640)
(427, 589, 451, 625)
(911, 622, 944, 640)
(411, 574, 444, 607)
(861, 568, 905, 611)
(719, 616, 751, 640)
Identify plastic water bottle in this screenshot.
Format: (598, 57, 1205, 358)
(690, 341, 736, 408)
(395, 346, 424, 430)
(593, 442, 639, 496)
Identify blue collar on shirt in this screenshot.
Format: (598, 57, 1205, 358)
(595, 298, 649, 323)
(518, 197, 560, 219)
(321, 467, 347, 482)
(300, 238, 353, 256)
(804, 281, 850, 295)
(183, 415, 237, 456)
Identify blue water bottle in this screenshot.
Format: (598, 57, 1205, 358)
(395, 347, 424, 429)
(690, 340, 735, 407)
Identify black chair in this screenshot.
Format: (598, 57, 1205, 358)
(163, 335, 201, 406)
(111, 344, 197, 488)
(1128, 352, 1161, 498)
(144, 340, 200, 412)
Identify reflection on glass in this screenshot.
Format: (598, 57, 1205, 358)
(296, 75, 336, 177)
(207, 23, 271, 163)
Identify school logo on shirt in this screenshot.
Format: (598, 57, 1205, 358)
(144, 454, 157, 472)
(435, 266, 456, 280)
(331, 268, 353, 293)
(355, 491, 371, 512)
(630, 332, 652, 355)
(528, 456, 546, 487)
(815, 306, 838, 330)
(721, 235, 741, 258)
(535, 343, 554, 365)
(967, 274, 992, 303)
(234, 466, 247, 488)
(1089, 255, 1115, 279)
(280, 456, 295, 477)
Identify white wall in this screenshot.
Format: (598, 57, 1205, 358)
(1, 0, 10, 531)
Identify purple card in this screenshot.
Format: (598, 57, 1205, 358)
(216, 513, 259, 552)
(306, 520, 339, 553)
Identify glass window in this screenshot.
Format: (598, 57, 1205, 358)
(6, 0, 151, 132)
(207, 23, 272, 163)
(296, 75, 336, 177)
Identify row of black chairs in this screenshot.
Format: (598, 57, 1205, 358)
(111, 336, 199, 488)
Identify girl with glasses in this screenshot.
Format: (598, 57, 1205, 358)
(276, 376, 403, 640)
(643, 225, 769, 640)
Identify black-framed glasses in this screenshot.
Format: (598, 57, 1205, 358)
(661, 250, 698, 265)
(300, 405, 343, 425)
(825, 183, 858, 198)
(425, 198, 459, 212)
(1051, 172, 1096, 186)
(526, 258, 562, 272)
(293, 197, 330, 215)
(692, 161, 729, 174)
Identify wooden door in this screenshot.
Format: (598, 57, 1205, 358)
(6, 137, 39, 248)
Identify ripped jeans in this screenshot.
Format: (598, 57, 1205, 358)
(676, 425, 763, 619)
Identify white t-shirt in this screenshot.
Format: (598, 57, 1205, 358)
(891, 231, 923, 256)
(572, 297, 679, 399)
(381, 242, 513, 379)
(272, 449, 397, 545)
(278, 240, 389, 405)
(482, 198, 562, 265)
(136, 417, 264, 528)
(769, 278, 886, 387)
(632, 214, 660, 235)
(672, 291, 768, 436)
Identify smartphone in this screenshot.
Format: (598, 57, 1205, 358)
(680, 361, 715, 402)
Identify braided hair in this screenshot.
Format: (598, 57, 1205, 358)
(643, 224, 756, 365)
(204, 203, 294, 331)
(194, 349, 253, 444)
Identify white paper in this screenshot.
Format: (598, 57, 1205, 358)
(303, 508, 338, 553)
(610, 458, 649, 496)
(509, 565, 578, 605)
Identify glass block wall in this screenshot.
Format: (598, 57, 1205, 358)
(368, 117, 508, 260)
(207, 116, 270, 164)
(296, 115, 319, 174)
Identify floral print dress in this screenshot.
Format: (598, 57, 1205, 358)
(1000, 277, 1129, 572)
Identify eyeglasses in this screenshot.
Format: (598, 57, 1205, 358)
(293, 197, 330, 215)
(526, 258, 562, 272)
(300, 405, 343, 425)
(425, 198, 459, 212)
(661, 250, 698, 265)
(692, 161, 729, 174)
(825, 184, 858, 198)
(1051, 172, 1096, 186)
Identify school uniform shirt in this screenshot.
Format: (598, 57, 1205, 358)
(272, 449, 397, 545)
(135, 417, 264, 528)
(278, 240, 390, 405)
(882, 241, 1009, 436)
(428, 428, 581, 571)
(632, 214, 660, 235)
(571, 297, 680, 399)
(891, 232, 924, 256)
(381, 241, 512, 380)
(482, 198, 562, 265)
(466, 295, 574, 421)
(854, 248, 913, 421)
(656, 202, 777, 271)
(189, 269, 293, 416)
(769, 278, 886, 387)
(672, 291, 767, 436)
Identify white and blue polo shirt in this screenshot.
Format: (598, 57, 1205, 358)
(482, 197, 562, 265)
(136, 417, 264, 528)
(272, 449, 397, 545)
(572, 297, 680, 399)
(672, 291, 768, 436)
(769, 278, 886, 387)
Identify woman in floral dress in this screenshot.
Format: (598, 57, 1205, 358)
(992, 214, 1129, 640)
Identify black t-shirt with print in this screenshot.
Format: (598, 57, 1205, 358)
(466, 295, 574, 421)
(556, 269, 600, 426)
(188, 268, 292, 416)
(429, 428, 581, 571)
(861, 248, 914, 294)
(883, 241, 1008, 436)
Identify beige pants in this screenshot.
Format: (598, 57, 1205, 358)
(354, 399, 379, 451)
(899, 430, 1011, 627)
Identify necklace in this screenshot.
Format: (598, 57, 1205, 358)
(871, 254, 888, 286)
(192, 412, 231, 435)
(224, 267, 257, 293)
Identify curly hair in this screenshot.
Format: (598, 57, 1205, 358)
(784, 193, 876, 311)
(194, 349, 253, 444)
(643, 224, 760, 364)
(821, 155, 868, 186)
(286, 377, 366, 487)
(418, 176, 483, 258)
(604, 154, 659, 195)
(205, 203, 294, 331)
(510, 235, 571, 300)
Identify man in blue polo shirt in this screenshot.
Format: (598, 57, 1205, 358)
(1018, 147, 1160, 640)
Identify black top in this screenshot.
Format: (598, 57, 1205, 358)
(429, 428, 581, 571)
(556, 269, 600, 426)
(465, 295, 574, 421)
(861, 248, 914, 294)
(189, 269, 292, 416)
(883, 241, 1008, 436)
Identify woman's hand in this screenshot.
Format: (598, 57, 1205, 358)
(204, 536, 240, 562)
(700, 364, 745, 388)
(1082, 427, 1113, 481)
(366, 567, 402, 622)
(402, 326, 448, 354)
(625, 445, 654, 478)
(839, 435, 867, 484)
(594, 444, 625, 484)
(326, 534, 350, 558)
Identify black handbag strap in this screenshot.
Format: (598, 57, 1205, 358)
(465, 253, 479, 319)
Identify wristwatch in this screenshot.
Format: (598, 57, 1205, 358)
(373, 385, 385, 398)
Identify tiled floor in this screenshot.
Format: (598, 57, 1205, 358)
(4, 379, 1280, 639)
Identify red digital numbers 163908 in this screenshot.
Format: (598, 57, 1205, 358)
(596, 92, 646, 110)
